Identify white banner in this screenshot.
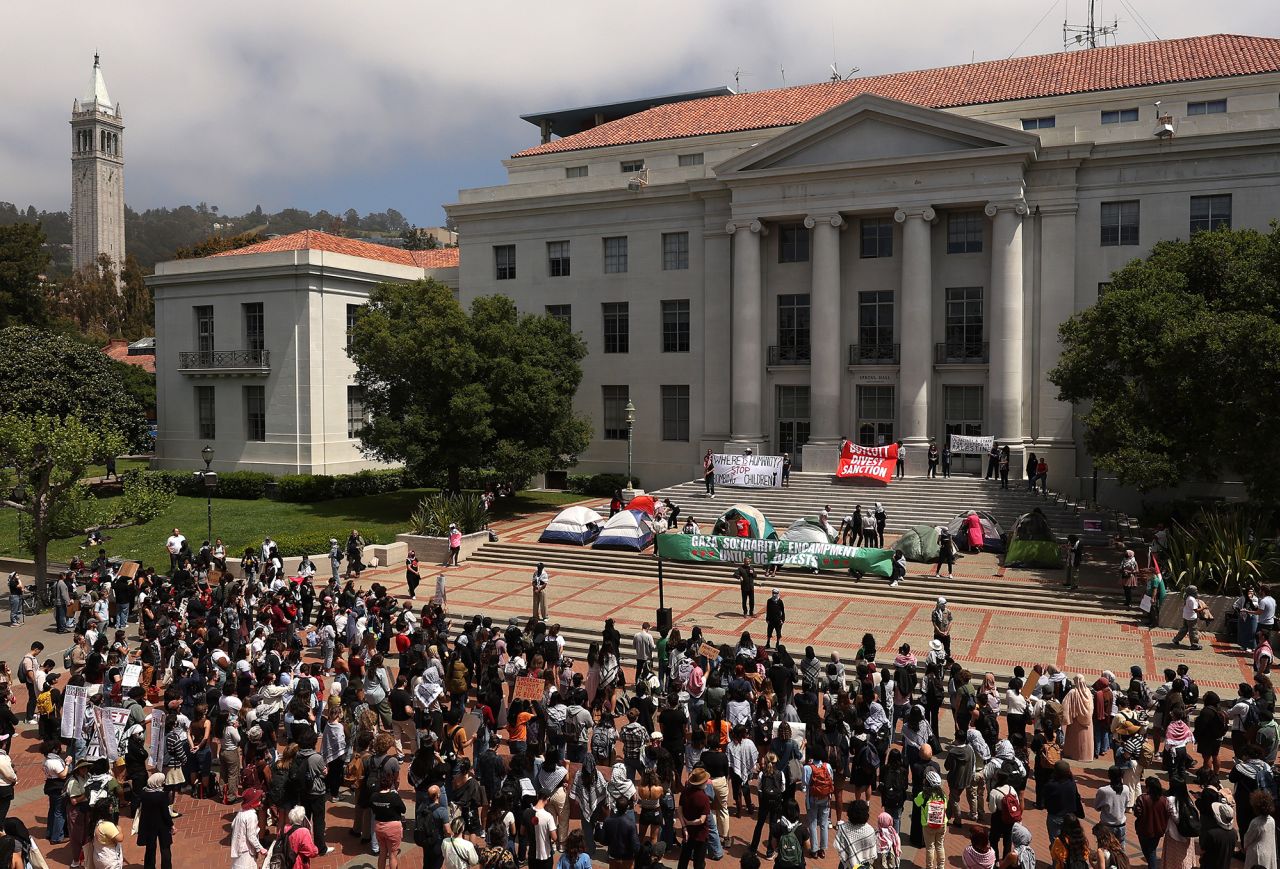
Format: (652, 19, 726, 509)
(949, 434, 995, 454)
(61, 685, 89, 740)
(712, 454, 784, 488)
(95, 706, 131, 761)
(148, 708, 166, 769)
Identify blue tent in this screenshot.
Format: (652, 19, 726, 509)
(539, 506, 605, 546)
(592, 508, 656, 551)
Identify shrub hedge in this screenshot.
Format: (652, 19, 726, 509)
(144, 468, 405, 503)
(147, 470, 274, 500)
(565, 473, 639, 497)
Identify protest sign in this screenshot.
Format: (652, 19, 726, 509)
(711, 454, 784, 488)
(948, 434, 995, 454)
(836, 442, 898, 482)
(656, 534, 893, 577)
(513, 677, 544, 702)
(62, 684, 89, 740)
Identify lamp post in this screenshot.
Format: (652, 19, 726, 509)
(199, 445, 217, 543)
(624, 399, 636, 493)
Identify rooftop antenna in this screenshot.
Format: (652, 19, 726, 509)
(1063, 0, 1118, 50)
(733, 67, 753, 93)
(780, 64, 786, 87)
(829, 61, 861, 82)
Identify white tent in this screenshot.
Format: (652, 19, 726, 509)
(783, 517, 837, 544)
(592, 508, 656, 551)
(539, 505, 605, 546)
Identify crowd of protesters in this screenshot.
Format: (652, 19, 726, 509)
(0, 526, 1274, 869)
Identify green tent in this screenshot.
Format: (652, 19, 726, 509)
(713, 504, 778, 540)
(894, 524, 942, 562)
(1005, 509, 1062, 568)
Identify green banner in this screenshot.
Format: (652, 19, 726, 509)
(656, 533, 894, 577)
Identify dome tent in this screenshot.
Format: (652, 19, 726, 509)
(1005, 508, 1062, 567)
(592, 508, 655, 551)
(539, 505, 605, 546)
(713, 504, 778, 540)
(894, 524, 942, 562)
(783, 517, 837, 544)
(625, 494, 656, 516)
(947, 510, 1006, 553)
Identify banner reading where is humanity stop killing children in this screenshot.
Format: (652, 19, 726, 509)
(656, 533, 894, 577)
(836, 441, 898, 482)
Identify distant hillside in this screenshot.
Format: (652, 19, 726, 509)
(0, 202, 420, 274)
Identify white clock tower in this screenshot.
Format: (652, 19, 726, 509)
(70, 53, 125, 274)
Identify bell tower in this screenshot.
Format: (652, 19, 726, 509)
(70, 53, 125, 274)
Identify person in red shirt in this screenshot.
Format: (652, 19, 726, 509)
(677, 768, 711, 869)
(735, 517, 751, 538)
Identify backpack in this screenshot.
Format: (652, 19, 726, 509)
(503, 657, 523, 679)
(1042, 740, 1062, 767)
(591, 725, 615, 763)
(999, 787, 1023, 823)
(925, 795, 947, 829)
(1003, 758, 1028, 792)
(565, 710, 590, 746)
(1245, 701, 1262, 733)
(1256, 763, 1277, 798)
(880, 765, 908, 808)
(286, 753, 316, 803)
(1066, 855, 1091, 869)
(267, 762, 292, 808)
(62, 646, 75, 670)
(414, 803, 448, 848)
(808, 761, 834, 798)
(776, 824, 803, 868)
(858, 738, 881, 770)
(1175, 796, 1201, 838)
(894, 664, 917, 701)
(266, 825, 297, 869)
(925, 677, 945, 707)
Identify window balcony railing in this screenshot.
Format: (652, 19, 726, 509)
(767, 345, 811, 366)
(934, 341, 989, 364)
(848, 343, 900, 365)
(178, 349, 271, 374)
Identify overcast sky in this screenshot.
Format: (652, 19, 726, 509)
(2, 1, 1276, 227)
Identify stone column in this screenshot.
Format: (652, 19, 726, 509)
(1035, 204, 1079, 485)
(800, 214, 846, 471)
(727, 220, 766, 446)
(894, 207, 935, 448)
(986, 200, 1029, 468)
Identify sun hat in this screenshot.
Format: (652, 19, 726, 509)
(688, 768, 709, 786)
(241, 787, 265, 810)
(650, 730, 663, 741)
(936, 596, 947, 606)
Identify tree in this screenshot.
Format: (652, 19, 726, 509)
(0, 414, 124, 593)
(0, 222, 50, 328)
(348, 280, 591, 491)
(1049, 225, 1280, 502)
(0, 326, 150, 451)
(399, 226, 436, 250)
(172, 231, 264, 260)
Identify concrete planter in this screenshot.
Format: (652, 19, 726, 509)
(1154, 591, 1233, 633)
(396, 530, 490, 566)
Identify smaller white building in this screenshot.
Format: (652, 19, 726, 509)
(149, 231, 458, 475)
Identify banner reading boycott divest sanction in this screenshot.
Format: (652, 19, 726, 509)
(656, 533, 894, 577)
(836, 441, 898, 482)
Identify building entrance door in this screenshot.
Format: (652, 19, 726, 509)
(776, 385, 810, 470)
(943, 384, 984, 475)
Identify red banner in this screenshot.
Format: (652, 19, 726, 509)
(836, 441, 898, 482)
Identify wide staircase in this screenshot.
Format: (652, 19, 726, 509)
(468, 472, 1121, 618)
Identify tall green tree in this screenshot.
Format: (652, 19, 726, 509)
(347, 280, 591, 490)
(0, 222, 50, 328)
(1050, 225, 1280, 502)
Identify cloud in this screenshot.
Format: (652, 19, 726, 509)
(1, 0, 1275, 224)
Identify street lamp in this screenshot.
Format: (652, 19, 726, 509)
(624, 399, 636, 492)
(199, 445, 217, 543)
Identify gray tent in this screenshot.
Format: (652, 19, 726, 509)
(784, 517, 838, 544)
(894, 524, 942, 562)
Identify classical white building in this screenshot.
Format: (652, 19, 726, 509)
(148, 231, 458, 474)
(446, 34, 1280, 492)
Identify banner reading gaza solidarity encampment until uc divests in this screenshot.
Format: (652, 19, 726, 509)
(836, 441, 898, 482)
(949, 434, 995, 454)
(656, 533, 894, 577)
(712, 453, 784, 488)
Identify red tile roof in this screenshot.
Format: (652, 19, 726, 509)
(209, 230, 459, 269)
(101, 339, 156, 374)
(514, 34, 1280, 157)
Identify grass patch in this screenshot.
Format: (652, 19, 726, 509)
(81, 458, 151, 479)
(0, 487, 582, 567)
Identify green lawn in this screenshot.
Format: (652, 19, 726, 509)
(81, 458, 151, 479)
(0, 488, 582, 567)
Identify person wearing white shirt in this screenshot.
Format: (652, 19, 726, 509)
(442, 833, 480, 869)
(165, 529, 185, 570)
(1172, 586, 1206, 650)
(531, 563, 550, 620)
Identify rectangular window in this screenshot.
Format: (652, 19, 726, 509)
(244, 385, 266, 442)
(776, 385, 810, 460)
(547, 241, 571, 277)
(603, 302, 629, 353)
(602, 385, 629, 440)
(856, 385, 895, 446)
(859, 218, 893, 258)
(1187, 99, 1227, 116)
(946, 212, 984, 254)
(196, 386, 215, 440)
(857, 290, 894, 360)
(494, 244, 516, 280)
(1100, 201, 1140, 246)
(661, 385, 690, 441)
(603, 236, 628, 274)
(346, 385, 366, 439)
(194, 305, 214, 355)
(944, 287, 984, 360)
(661, 300, 690, 353)
(677, 153, 704, 167)
(1101, 108, 1140, 124)
(1020, 116, 1055, 130)
(242, 302, 264, 352)
(546, 304, 571, 330)
(565, 165, 588, 178)
(776, 294, 810, 364)
(943, 384, 984, 441)
(345, 304, 360, 349)
(662, 231, 689, 270)
(778, 223, 810, 263)
(620, 159, 645, 173)
(1190, 194, 1232, 233)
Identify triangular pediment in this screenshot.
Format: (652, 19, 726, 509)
(715, 93, 1039, 175)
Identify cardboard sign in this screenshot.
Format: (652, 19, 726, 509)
(121, 663, 142, 688)
(1021, 674, 1038, 700)
(699, 642, 720, 661)
(513, 677, 544, 702)
(118, 561, 140, 579)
